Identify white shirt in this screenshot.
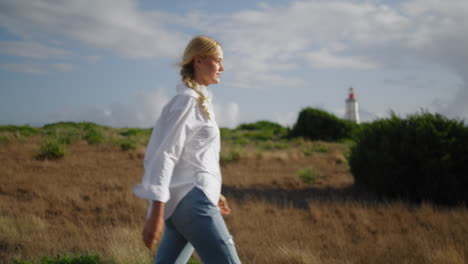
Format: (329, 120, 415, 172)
(133, 82, 222, 220)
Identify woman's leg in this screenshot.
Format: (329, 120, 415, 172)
(154, 219, 194, 264)
(171, 187, 241, 264)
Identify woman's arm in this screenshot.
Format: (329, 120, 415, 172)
(142, 201, 165, 250)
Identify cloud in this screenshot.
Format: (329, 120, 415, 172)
(0, 41, 72, 59)
(180, 0, 468, 119)
(85, 55, 102, 64)
(273, 111, 297, 128)
(305, 49, 378, 70)
(179, 1, 410, 89)
(0, 63, 77, 74)
(432, 80, 468, 120)
(0, 63, 47, 74)
(2, 0, 468, 123)
(51, 89, 170, 127)
(214, 102, 240, 128)
(0, 0, 187, 59)
(49, 89, 241, 128)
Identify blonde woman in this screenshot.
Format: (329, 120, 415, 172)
(133, 36, 241, 264)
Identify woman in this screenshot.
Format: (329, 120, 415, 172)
(133, 36, 241, 264)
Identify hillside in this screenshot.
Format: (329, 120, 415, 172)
(0, 127, 467, 263)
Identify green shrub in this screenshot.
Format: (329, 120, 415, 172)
(117, 128, 151, 149)
(14, 254, 104, 264)
(257, 141, 289, 150)
(237, 120, 289, 140)
(302, 144, 329, 156)
(0, 134, 10, 144)
(290, 107, 359, 141)
(42, 121, 106, 131)
(243, 130, 274, 141)
(118, 139, 137, 151)
(313, 144, 329, 153)
(220, 128, 251, 145)
(84, 129, 105, 145)
(220, 149, 241, 165)
(42, 122, 112, 145)
(44, 128, 80, 145)
(302, 148, 314, 156)
(348, 111, 468, 204)
(119, 128, 151, 137)
(0, 125, 40, 137)
(297, 166, 319, 184)
(221, 122, 289, 145)
(36, 138, 67, 160)
(233, 136, 250, 145)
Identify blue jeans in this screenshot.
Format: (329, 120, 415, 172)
(154, 187, 241, 264)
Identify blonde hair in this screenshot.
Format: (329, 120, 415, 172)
(179, 35, 222, 119)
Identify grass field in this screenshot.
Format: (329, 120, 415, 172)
(0, 134, 467, 263)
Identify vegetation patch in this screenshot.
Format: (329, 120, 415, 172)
(349, 111, 468, 204)
(84, 129, 105, 145)
(117, 139, 137, 151)
(220, 149, 241, 165)
(297, 166, 319, 184)
(13, 254, 104, 264)
(257, 141, 289, 150)
(221, 121, 289, 146)
(42, 121, 106, 131)
(290, 107, 359, 141)
(118, 128, 151, 138)
(36, 138, 67, 160)
(303, 143, 329, 156)
(0, 134, 11, 144)
(0, 125, 40, 138)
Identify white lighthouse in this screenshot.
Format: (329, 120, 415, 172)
(345, 87, 360, 124)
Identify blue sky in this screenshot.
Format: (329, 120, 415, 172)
(1, 0, 467, 128)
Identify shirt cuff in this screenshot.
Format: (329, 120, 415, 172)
(132, 184, 170, 203)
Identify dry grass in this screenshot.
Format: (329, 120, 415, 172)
(0, 137, 467, 264)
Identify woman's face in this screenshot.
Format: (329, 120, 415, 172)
(195, 46, 224, 86)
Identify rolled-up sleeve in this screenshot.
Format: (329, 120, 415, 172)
(133, 96, 195, 203)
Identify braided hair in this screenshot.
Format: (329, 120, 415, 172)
(179, 36, 222, 119)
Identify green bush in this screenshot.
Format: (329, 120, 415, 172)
(14, 254, 104, 264)
(238, 121, 288, 140)
(297, 166, 319, 184)
(302, 143, 329, 156)
(36, 137, 67, 160)
(42, 121, 105, 131)
(290, 107, 359, 141)
(257, 141, 289, 150)
(0, 134, 11, 144)
(118, 138, 137, 151)
(83, 129, 105, 145)
(220, 128, 251, 145)
(44, 128, 80, 145)
(119, 128, 151, 137)
(0, 125, 40, 137)
(220, 121, 288, 146)
(348, 112, 468, 204)
(220, 149, 241, 165)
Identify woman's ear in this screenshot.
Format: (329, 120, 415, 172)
(194, 55, 201, 65)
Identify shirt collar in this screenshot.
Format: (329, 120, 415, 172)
(176, 82, 211, 100)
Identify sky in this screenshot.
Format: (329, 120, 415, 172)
(1, 0, 468, 128)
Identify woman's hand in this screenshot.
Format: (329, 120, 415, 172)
(218, 194, 231, 216)
(142, 201, 165, 250)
